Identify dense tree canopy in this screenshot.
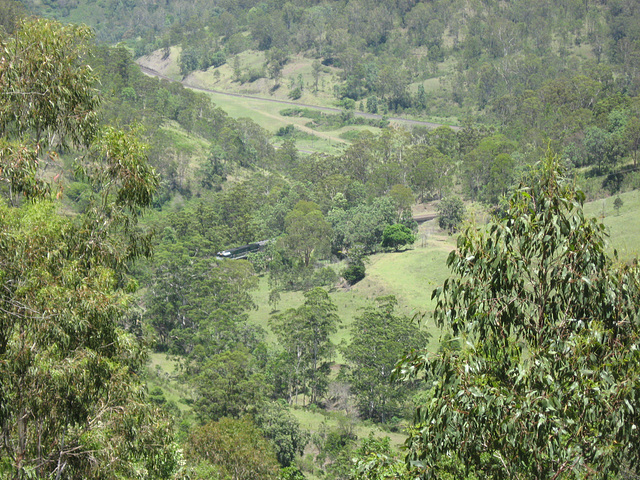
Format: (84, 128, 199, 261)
(0, 18, 177, 479)
(380, 223, 416, 251)
(345, 296, 429, 423)
(270, 287, 340, 406)
(184, 417, 280, 480)
(436, 196, 465, 234)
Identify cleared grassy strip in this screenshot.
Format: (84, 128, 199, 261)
(196, 90, 349, 153)
(583, 190, 640, 259)
(147, 353, 193, 414)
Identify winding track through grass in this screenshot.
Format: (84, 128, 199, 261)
(138, 65, 459, 131)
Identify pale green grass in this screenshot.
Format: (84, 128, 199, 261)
(148, 352, 181, 374)
(157, 120, 211, 184)
(202, 90, 348, 153)
(147, 353, 193, 413)
(290, 408, 407, 451)
(138, 46, 183, 81)
(583, 190, 640, 259)
(161, 120, 210, 153)
(294, 136, 347, 155)
(206, 92, 293, 129)
(365, 246, 451, 318)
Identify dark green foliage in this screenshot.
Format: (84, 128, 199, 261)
(583, 124, 626, 173)
(145, 250, 258, 355)
(254, 401, 309, 467)
(614, 195, 623, 214)
(380, 223, 416, 251)
(276, 124, 296, 137)
(460, 134, 517, 203)
(184, 417, 280, 480)
(270, 288, 341, 405)
(350, 434, 409, 480)
(342, 261, 366, 285)
(192, 349, 270, 422)
(288, 87, 302, 100)
(280, 466, 306, 480)
(436, 196, 465, 234)
(329, 197, 398, 254)
(399, 154, 640, 479)
(283, 201, 332, 268)
(0, 18, 177, 478)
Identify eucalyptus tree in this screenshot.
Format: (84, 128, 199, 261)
(345, 296, 428, 423)
(0, 18, 177, 478)
(184, 417, 280, 480)
(270, 288, 341, 405)
(399, 153, 640, 479)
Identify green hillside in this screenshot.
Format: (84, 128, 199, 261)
(4, 1, 640, 478)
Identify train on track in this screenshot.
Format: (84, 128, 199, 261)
(216, 240, 270, 259)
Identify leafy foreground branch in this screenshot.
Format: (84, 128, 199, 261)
(399, 153, 640, 479)
(0, 18, 177, 479)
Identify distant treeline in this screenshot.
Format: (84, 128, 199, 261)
(22, 0, 640, 120)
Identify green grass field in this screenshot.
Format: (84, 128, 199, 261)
(201, 91, 351, 154)
(583, 189, 640, 259)
(147, 353, 194, 414)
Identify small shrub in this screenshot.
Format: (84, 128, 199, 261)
(614, 195, 623, 215)
(276, 124, 296, 137)
(289, 87, 302, 100)
(342, 262, 365, 285)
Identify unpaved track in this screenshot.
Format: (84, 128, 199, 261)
(138, 65, 459, 131)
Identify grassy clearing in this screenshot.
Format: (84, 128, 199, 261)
(138, 46, 183, 81)
(156, 120, 211, 184)
(583, 190, 640, 259)
(290, 407, 407, 449)
(161, 121, 210, 154)
(147, 353, 193, 414)
(196, 90, 349, 154)
(247, 220, 456, 361)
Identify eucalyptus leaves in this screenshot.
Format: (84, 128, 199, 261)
(400, 153, 640, 479)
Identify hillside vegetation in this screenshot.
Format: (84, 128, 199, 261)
(3, 0, 640, 478)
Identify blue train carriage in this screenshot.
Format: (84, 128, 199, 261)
(216, 240, 269, 259)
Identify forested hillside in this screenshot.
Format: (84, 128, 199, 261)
(3, 0, 640, 478)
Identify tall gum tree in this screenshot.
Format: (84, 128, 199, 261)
(399, 152, 640, 479)
(0, 18, 177, 479)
